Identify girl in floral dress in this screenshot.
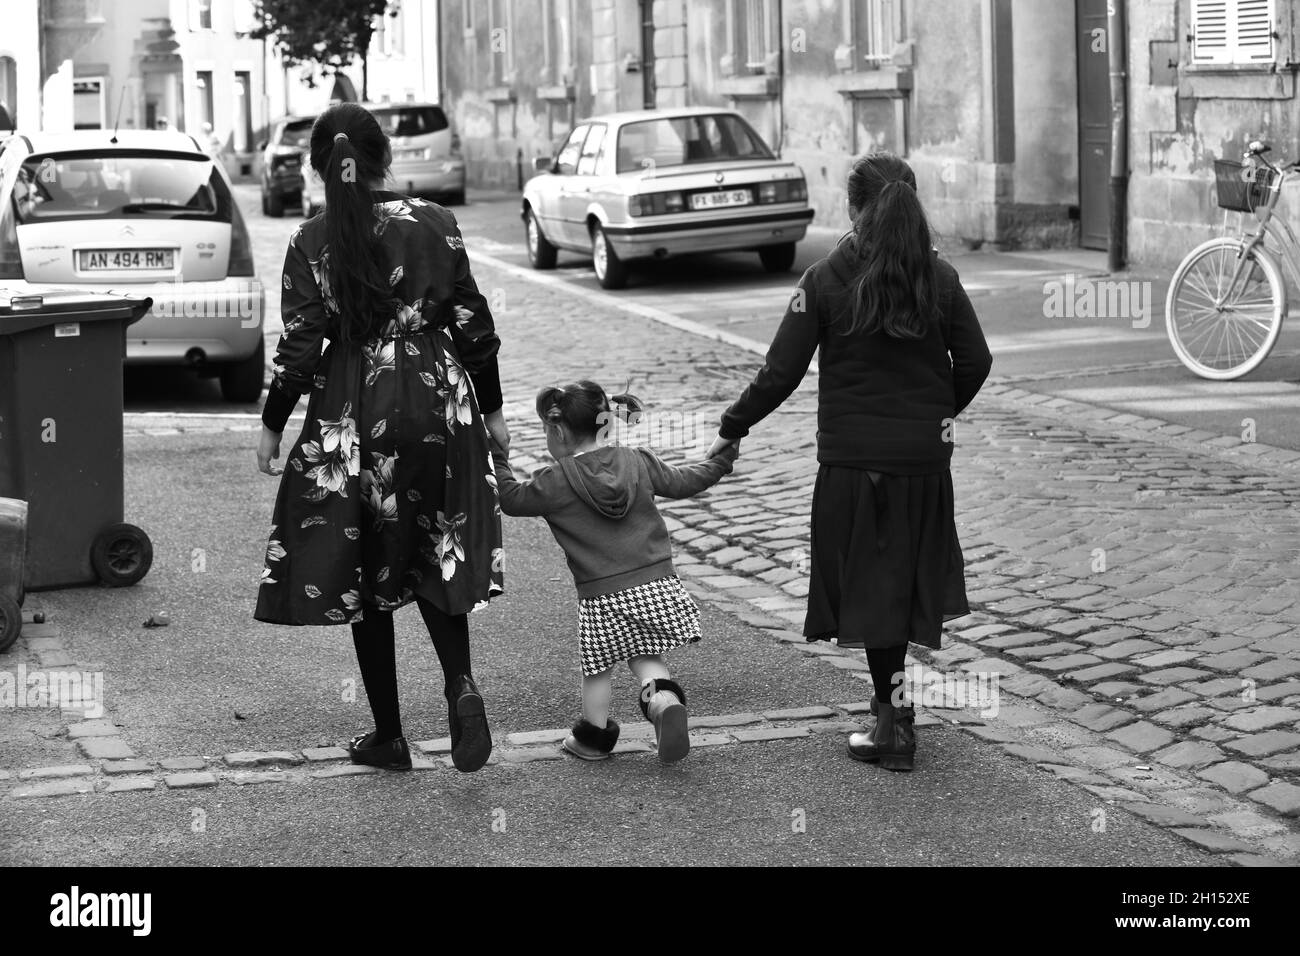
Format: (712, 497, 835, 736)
(254, 104, 508, 773)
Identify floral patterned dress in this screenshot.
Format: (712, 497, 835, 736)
(254, 193, 504, 626)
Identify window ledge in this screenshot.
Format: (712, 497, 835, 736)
(486, 86, 517, 104)
(1179, 66, 1293, 99)
(537, 84, 575, 103)
(836, 67, 913, 97)
(717, 74, 781, 100)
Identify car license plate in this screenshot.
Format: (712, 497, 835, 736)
(691, 189, 751, 211)
(395, 148, 425, 161)
(78, 249, 174, 271)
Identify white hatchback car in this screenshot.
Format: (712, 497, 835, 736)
(0, 130, 265, 401)
(522, 107, 813, 289)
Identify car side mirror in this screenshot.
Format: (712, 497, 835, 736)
(533, 156, 555, 173)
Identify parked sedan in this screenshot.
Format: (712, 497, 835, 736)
(259, 114, 314, 217)
(0, 130, 266, 402)
(522, 107, 813, 289)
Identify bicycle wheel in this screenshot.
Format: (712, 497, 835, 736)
(1166, 237, 1286, 380)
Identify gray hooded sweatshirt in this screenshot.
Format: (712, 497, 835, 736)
(492, 444, 737, 598)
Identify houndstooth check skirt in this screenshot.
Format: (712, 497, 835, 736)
(578, 575, 701, 676)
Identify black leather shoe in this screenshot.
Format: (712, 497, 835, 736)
(848, 700, 915, 771)
(348, 731, 412, 770)
(445, 674, 492, 773)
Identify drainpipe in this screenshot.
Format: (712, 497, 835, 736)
(1107, 0, 1128, 272)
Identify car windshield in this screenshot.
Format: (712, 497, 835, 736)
(11, 151, 227, 222)
(615, 114, 773, 173)
(277, 120, 314, 148)
(372, 106, 449, 137)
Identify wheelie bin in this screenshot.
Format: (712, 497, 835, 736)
(0, 288, 155, 642)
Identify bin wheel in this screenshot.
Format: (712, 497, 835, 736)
(0, 594, 20, 653)
(91, 524, 153, 587)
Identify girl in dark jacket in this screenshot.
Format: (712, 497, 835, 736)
(254, 103, 509, 774)
(709, 153, 992, 770)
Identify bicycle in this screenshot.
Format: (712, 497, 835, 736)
(1165, 140, 1300, 379)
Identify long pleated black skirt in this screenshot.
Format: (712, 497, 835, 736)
(804, 465, 971, 650)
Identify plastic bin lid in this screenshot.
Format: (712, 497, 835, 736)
(0, 287, 152, 334)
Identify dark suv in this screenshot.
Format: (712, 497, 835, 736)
(259, 115, 314, 217)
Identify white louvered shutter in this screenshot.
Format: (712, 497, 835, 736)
(1193, 0, 1275, 64)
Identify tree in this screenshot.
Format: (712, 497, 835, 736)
(252, 0, 392, 101)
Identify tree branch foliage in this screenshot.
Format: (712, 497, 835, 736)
(252, 0, 391, 87)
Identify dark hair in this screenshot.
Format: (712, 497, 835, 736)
(309, 103, 394, 343)
(534, 380, 645, 439)
(842, 152, 936, 339)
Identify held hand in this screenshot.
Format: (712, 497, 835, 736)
(484, 408, 510, 454)
(706, 435, 740, 461)
(257, 426, 283, 476)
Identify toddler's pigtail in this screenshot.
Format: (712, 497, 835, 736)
(609, 392, 646, 426)
(535, 385, 566, 425)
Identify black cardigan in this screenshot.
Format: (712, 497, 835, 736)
(720, 237, 992, 474)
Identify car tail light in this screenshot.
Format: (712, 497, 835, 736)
(629, 191, 686, 216)
(757, 179, 807, 204)
(0, 203, 23, 279)
(450, 132, 462, 154)
(228, 203, 255, 277)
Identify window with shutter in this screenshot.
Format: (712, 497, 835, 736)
(1193, 0, 1274, 65)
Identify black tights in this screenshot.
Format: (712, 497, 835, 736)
(866, 643, 909, 706)
(349, 597, 472, 742)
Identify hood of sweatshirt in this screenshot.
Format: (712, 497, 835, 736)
(558, 446, 635, 519)
(825, 232, 860, 286)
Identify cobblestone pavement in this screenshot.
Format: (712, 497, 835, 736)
(11, 247, 1300, 866)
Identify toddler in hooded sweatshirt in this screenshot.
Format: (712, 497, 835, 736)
(491, 380, 738, 762)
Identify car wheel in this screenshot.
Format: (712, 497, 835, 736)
(444, 190, 466, 207)
(759, 242, 797, 273)
(266, 189, 285, 218)
(220, 337, 266, 403)
(591, 224, 628, 290)
(526, 209, 558, 270)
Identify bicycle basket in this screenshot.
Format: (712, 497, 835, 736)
(1214, 160, 1275, 212)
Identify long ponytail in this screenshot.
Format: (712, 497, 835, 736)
(309, 103, 395, 344)
(843, 153, 937, 339)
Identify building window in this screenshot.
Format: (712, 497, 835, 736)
(543, 0, 575, 86)
(373, 3, 404, 57)
(193, 0, 213, 30)
(1192, 0, 1275, 64)
(196, 71, 214, 132)
(73, 78, 105, 129)
(723, 0, 779, 76)
(233, 71, 253, 152)
(839, 0, 903, 71)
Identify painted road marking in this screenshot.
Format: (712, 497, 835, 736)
(1057, 381, 1300, 414)
(985, 327, 1166, 354)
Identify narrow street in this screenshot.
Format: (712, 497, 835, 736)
(3, 185, 1298, 868)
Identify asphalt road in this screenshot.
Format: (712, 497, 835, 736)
(1, 426, 1214, 867)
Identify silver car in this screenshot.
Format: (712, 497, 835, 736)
(522, 107, 814, 289)
(0, 130, 265, 401)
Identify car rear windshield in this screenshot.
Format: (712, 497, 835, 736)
(277, 119, 314, 148)
(372, 106, 449, 138)
(615, 114, 773, 173)
(11, 150, 231, 223)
